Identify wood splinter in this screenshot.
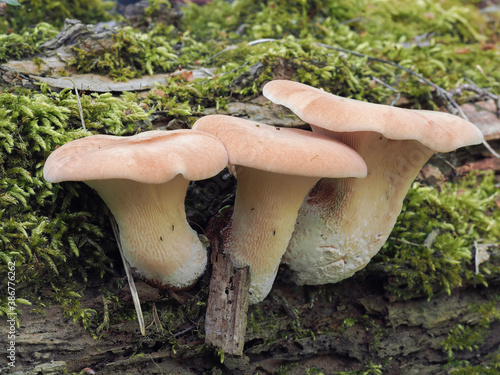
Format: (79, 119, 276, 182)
(205, 222, 249, 356)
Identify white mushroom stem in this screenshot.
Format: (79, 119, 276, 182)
(86, 175, 207, 289)
(223, 167, 319, 304)
(285, 131, 434, 285)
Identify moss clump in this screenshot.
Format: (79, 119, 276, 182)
(70, 24, 180, 81)
(3, 0, 496, 111)
(331, 362, 386, 375)
(446, 351, 500, 375)
(370, 172, 500, 300)
(0, 0, 114, 34)
(0, 85, 150, 326)
(141, 76, 206, 117)
(7, 0, 494, 105)
(181, 0, 499, 105)
(0, 22, 59, 62)
(442, 297, 500, 372)
(2, 0, 498, 101)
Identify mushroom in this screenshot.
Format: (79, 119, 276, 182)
(43, 130, 228, 289)
(192, 115, 367, 303)
(263, 79, 484, 285)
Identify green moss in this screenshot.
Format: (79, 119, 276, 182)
(3, 0, 497, 106)
(1, 0, 114, 34)
(0, 85, 150, 327)
(181, 0, 499, 101)
(275, 362, 299, 375)
(332, 361, 386, 375)
(442, 297, 500, 357)
(0, 22, 59, 62)
(143, 77, 203, 117)
(339, 317, 357, 334)
(157, 293, 208, 341)
(446, 350, 500, 375)
(70, 24, 179, 80)
(370, 172, 500, 300)
(245, 304, 295, 348)
(441, 297, 500, 373)
(51, 282, 98, 331)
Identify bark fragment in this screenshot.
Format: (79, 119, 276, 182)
(204, 214, 250, 356)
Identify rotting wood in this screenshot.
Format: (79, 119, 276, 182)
(204, 214, 250, 356)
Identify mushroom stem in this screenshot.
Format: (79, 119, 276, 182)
(285, 131, 434, 285)
(224, 167, 319, 304)
(87, 175, 207, 289)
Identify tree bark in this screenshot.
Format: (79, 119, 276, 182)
(3, 248, 500, 374)
(204, 213, 250, 357)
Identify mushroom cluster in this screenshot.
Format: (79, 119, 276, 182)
(43, 79, 484, 309)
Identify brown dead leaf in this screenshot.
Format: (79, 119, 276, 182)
(179, 70, 194, 82)
(454, 47, 471, 54)
(481, 43, 497, 51)
(461, 100, 500, 141)
(153, 89, 167, 98)
(418, 164, 446, 186)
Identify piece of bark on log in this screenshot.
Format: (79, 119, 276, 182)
(204, 214, 250, 356)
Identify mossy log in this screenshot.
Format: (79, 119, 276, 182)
(2, 247, 499, 375)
